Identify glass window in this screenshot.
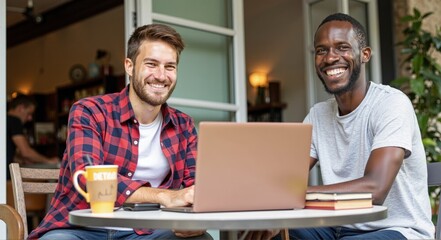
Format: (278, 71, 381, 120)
(153, 0, 231, 28)
(156, 23, 234, 104)
(170, 106, 235, 125)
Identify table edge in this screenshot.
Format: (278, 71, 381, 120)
(69, 206, 387, 230)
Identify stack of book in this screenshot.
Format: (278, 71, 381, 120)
(305, 192, 373, 210)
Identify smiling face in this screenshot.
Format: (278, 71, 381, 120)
(126, 40, 178, 106)
(314, 20, 369, 95)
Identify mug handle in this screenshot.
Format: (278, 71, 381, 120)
(73, 170, 90, 202)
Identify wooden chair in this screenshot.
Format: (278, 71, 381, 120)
(9, 163, 59, 239)
(280, 229, 289, 240)
(428, 162, 441, 240)
(0, 204, 25, 240)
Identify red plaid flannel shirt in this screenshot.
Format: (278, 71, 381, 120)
(28, 86, 197, 239)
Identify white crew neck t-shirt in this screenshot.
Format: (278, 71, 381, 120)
(304, 82, 434, 239)
(132, 113, 169, 187)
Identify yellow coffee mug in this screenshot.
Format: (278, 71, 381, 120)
(73, 165, 118, 213)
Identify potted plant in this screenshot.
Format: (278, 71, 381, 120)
(391, 8, 441, 222)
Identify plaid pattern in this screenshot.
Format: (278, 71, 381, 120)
(28, 86, 197, 239)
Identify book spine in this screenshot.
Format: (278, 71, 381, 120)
(304, 206, 372, 210)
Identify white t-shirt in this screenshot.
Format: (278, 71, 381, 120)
(304, 82, 434, 239)
(132, 113, 169, 187)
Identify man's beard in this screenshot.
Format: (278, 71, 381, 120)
(132, 71, 175, 106)
(318, 59, 361, 96)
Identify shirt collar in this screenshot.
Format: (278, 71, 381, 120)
(161, 103, 178, 129)
(118, 86, 134, 123)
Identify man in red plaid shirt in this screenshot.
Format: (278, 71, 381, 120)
(29, 24, 211, 239)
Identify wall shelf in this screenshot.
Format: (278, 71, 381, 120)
(55, 75, 125, 157)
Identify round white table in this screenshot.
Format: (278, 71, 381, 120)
(69, 206, 387, 240)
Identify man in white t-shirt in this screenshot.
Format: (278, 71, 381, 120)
(279, 13, 434, 240)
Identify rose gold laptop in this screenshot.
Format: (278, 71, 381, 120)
(162, 122, 312, 213)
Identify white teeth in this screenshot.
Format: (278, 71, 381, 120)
(151, 84, 165, 88)
(326, 68, 346, 76)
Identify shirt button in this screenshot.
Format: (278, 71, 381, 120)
(128, 172, 132, 177)
(134, 140, 138, 145)
(133, 119, 137, 124)
(126, 190, 131, 195)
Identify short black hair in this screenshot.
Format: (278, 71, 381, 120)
(317, 13, 368, 48)
(9, 94, 36, 109)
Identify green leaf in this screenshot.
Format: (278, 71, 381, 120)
(418, 114, 429, 133)
(422, 32, 432, 44)
(413, 8, 421, 19)
(432, 78, 441, 97)
(412, 54, 424, 73)
(421, 12, 433, 19)
(410, 77, 425, 96)
(421, 69, 441, 81)
(411, 21, 422, 31)
(391, 77, 410, 88)
(401, 15, 414, 23)
(423, 138, 436, 147)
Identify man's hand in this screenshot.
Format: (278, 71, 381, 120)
(159, 185, 195, 208)
(239, 229, 280, 240)
(127, 185, 195, 209)
(173, 229, 206, 238)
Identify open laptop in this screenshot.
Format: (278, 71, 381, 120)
(163, 121, 312, 213)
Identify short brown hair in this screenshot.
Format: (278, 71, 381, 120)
(127, 24, 185, 64)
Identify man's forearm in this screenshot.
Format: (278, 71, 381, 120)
(20, 148, 53, 163)
(126, 186, 194, 208)
(126, 187, 169, 204)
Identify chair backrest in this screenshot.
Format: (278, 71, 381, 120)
(9, 163, 59, 239)
(428, 162, 441, 240)
(0, 203, 25, 240)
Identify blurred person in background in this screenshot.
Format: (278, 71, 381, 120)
(7, 94, 59, 180)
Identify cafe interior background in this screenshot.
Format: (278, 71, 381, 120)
(1, 0, 440, 237)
